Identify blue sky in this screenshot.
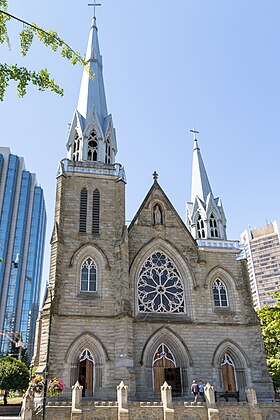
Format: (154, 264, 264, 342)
(1, 0, 280, 288)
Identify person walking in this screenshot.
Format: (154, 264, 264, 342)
(191, 380, 199, 402)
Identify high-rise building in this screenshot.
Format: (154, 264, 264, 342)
(0, 147, 46, 358)
(241, 221, 280, 310)
(32, 16, 275, 411)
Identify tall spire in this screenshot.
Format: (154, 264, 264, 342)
(191, 138, 213, 203)
(77, 17, 108, 123)
(66, 16, 118, 165)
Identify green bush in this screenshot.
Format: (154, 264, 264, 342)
(0, 356, 29, 392)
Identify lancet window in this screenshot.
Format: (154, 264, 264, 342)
(213, 279, 228, 307)
(81, 258, 97, 292)
(197, 214, 205, 238)
(92, 189, 100, 235)
(87, 130, 98, 161)
(138, 252, 185, 313)
(73, 133, 81, 161)
(79, 188, 88, 233)
(105, 137, 111, 164)
(210, 213, 219, 238)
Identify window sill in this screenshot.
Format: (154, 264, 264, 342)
(77, 291, 99, 299)
(214, 307, 233, 315)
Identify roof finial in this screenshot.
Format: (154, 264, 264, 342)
(88, 1, 101, 18)
(190, 127, 199, 141)
(153, 171, 158, 182)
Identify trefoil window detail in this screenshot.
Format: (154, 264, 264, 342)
(81, 258, 97, 292)
(210, 213, 219, 238)
(87, 130, 98, 161)
(79, 189, 87, 233)
(92, 189, 100, 235)
(197, 214, 205, 238)
(213, 279, 228, 307)
(138, 252, 185, 313)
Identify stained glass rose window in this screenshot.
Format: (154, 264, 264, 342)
(138, 252, 185, 313)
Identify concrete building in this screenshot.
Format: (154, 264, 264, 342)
(30, 15, 280, 420)
(0, 147, 46, 358)
(241, 221, 280, 310)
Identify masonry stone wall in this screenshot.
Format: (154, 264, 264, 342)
(33, 170, 274, 405)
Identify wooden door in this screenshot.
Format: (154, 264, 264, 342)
(222, 363, 236, 392)
(153, 357, 178, 395)
(79, 359, 94, 397)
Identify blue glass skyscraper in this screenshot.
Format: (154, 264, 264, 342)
(0, 147, 46, 358)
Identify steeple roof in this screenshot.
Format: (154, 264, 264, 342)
(77, 17, 108, 125)
(191, 138, 213, 203)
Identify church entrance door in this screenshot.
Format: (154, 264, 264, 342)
(153, 344, 182, 396)
(79, 350, 94, 397)
(221, 354, 237, 392)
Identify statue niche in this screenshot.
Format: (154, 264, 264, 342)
(153, 204, 163, 226)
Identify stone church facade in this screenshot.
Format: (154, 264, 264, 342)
(31, 15, 280, 420)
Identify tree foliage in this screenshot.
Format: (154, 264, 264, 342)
(0, 355, 29, 391)
(0, 0, 92, 99)
(257, 288, 280, 391)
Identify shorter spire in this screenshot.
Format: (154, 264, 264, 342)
(190, 135, 212, 203)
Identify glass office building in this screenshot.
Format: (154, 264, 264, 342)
(0, 147, 46, 358)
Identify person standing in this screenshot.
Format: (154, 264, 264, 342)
(191, 380, 199, 402)
(199, 380, 206, 402)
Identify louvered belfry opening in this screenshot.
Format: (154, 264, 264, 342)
(92, 189, 100, 235)
(79, 188, 88, 233)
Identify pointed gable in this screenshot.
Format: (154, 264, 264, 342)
(129, 179, 196, 248)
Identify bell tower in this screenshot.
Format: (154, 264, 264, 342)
(33, 16, 131, 400)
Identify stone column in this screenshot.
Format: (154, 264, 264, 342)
(21, 388, 34, 420)
(117, 381, 129, 420)
(245, 387, 262, 420)
(161, 381, 174, 420)
(204, 383, 219, 420)
(71, 381, 83, 420)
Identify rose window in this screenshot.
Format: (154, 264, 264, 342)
(138, 252, 185, 313)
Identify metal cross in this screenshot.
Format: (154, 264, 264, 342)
(190, 127, 199, 140)
(88, 1, 102, 18)
(153, 171, 158, 181)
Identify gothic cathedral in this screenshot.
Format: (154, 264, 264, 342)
(32, 17, 274, 405)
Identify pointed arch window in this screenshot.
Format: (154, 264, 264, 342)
(213, 279, 228, 307)
(81, 258, 97, 291)
(138, 252, 185, 313)
(87, 130, 98, 161)
(105, 137, 111, 164)
(79, 188, 87, 233)
(197, 214, 205, 238)
(92, 189, 100, 235)
(73, 132, 81, 161)
(210, 213, 219, 238)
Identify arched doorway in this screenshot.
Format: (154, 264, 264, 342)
(152, 344, 182, 396)
(79, 349, 94, 397)
(221, 353, 237, 392)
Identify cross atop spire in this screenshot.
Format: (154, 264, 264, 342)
(153, 171, 158, 182)
(190, 127, 199, 141)
(88, 1, 101, 18)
